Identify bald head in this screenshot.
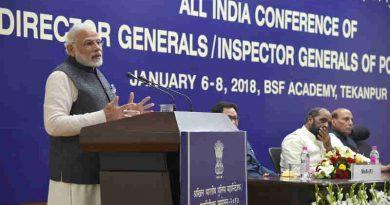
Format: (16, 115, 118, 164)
(332, 108, 353, 136)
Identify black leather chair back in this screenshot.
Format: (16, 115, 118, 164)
(268, 147, 282, 173)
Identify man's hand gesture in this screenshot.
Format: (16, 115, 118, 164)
(103, 93, 154, 122)
(126, 92, 154, 114)
(317, 127, 332, 152)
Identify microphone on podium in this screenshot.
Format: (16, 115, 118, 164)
(127, 72, 177, 111)
(137, 76, 194, 112)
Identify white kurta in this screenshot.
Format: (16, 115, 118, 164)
(280, 126, 344, 170)
(44, 71, 107, 205)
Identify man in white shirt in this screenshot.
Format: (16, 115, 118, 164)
(280, 107, 343, 171)
(44, 23, 154, 205)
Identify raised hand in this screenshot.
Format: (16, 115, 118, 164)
(317, 127, 332, 151)
(126, 92, 154, 114)
(103, 96, 135, 121)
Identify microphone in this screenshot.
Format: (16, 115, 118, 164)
(137, 76, 194, 112)
(127, 72, 177, 111)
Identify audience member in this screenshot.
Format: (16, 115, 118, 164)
(211, 101, 277, 177)
(280, 107, 343, 170)
(330, 108, 359, 152)
(331, 109, 390, 172)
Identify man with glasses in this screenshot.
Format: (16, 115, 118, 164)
(44, 23, 154, 205)
(211, 101, 277, 178)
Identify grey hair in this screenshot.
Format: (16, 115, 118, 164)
(64, 23, 97, 47)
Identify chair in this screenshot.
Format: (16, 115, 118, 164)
(268, 147, 282, 173)
(350, 125, 371, 157)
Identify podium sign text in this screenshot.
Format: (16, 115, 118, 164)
(181, 131, 247, 205)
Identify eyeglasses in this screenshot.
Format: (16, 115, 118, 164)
(83, 39, 104, 48)
(72, 39, 104, 49)
(228, 115, 239, 122)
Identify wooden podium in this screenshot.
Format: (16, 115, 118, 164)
(80, 111, 236, 205)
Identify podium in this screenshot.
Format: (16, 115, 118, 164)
(80, 111, 238, 205)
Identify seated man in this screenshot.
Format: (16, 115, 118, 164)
(331, 108, 388, 171)
(211, 101, 277, 177)
(281, 107, 344, 170)
(329, 108, 359, 152)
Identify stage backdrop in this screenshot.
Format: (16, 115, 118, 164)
(1, 0, 389, 204)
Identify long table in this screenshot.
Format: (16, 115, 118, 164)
(248, 172, 390, 205)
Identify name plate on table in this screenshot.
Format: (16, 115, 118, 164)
(351, 164, 381, 181)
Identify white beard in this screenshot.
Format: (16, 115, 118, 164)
(74, 48, 103, 68)
(76, 55, 103, 68)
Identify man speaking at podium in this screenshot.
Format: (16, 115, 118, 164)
(43, 23, 153, 205)
(212, 101, 277, 178)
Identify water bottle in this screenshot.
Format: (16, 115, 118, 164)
(300, 146, 310, 178)
(369, 146, 380, 164)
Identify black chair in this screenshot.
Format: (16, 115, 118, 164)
(350, 125, 371, 157)
(268, 147, 282, 174)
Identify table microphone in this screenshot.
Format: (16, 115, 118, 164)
(137, 76, 194, 112)
(127, 72, 177, 111)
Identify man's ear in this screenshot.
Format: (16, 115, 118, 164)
(307, 115, 314, 125)
(331, 118, 336, 127)
(66, 44, 75, 57)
